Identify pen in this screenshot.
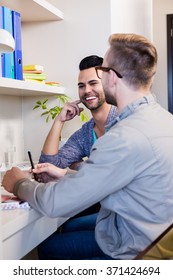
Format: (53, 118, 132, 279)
(28, 151, 38, 181)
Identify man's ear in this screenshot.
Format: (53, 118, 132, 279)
(109, 69, 118, 88)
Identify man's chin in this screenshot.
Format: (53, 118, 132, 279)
(82, 99, 104, 111)
(82, 102, 98, 110)
(88, 104, 103, 111)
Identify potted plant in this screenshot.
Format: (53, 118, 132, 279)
(33, 95, 89, 123)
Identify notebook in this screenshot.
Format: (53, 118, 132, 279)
(1, 188, 30, 210)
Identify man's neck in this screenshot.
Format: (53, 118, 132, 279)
(116, 84, 151, 114)
(91, 103, 112, 138)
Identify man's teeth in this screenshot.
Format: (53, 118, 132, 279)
(86, 96, 96, 100)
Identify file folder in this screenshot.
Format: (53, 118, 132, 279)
(0, 6, 3, 77)
(12, 10, 23, 80)
(2, 6, 15, 79)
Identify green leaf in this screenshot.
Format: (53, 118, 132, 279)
(42, 104, 47, 110)
(33, 105, 40, 110)
(50, 108, 58, 114)
(36, 100, 42, 105)
(46, 115, 50, 123)
(33, 94, 88, 123)
(80, 111, 89, 122)
(43, 98, 48, 104)
(41, 111, 49, 116)
(55, 95, 71, 104)
(52, 113, 58, 119)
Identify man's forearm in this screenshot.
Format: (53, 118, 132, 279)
(42, 119, 64, 155)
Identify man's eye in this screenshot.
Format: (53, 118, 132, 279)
(90, 81, 97, 86)
(78, 85, 84, 89)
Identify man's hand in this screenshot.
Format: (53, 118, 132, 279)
(42, 99, 84, 155)
(33, 163, 67, 183)
(2, 167, 30, 193)
(57, 100, 84, 122)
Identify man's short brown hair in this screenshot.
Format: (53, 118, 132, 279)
(107, 33, 157, 90)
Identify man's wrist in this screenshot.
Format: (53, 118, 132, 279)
(13, 178, 31, 196)
(54, 115, 65, 124)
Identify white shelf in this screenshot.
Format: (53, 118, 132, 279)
(0, 0, 64, 22)
(0, 78, 66, 96)
(0, 0, 65, 96)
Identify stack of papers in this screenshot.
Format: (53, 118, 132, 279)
(1, 188, 30, 210)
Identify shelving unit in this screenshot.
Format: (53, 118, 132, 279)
(0, 0, 65, 96)
(0, 78, 66, 96)
(0, 0, 65, 260)
(0, 0, 64, 22)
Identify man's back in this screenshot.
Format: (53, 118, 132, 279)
(95, 95, 173, 259)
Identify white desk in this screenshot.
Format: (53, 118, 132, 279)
(0, 170, 67, 260)
(1, 207, 66, 260)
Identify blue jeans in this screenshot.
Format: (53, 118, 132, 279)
(60, 213, 97, 232)
(37, 214, 113, 260)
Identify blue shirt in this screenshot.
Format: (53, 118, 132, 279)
(39, 105, 118, 168)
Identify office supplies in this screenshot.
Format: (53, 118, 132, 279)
(0, 6, 15, 77)
(23, 72, 46, 80)
(45, 81, 60, 86)
(12, 10, 23, 80)
(0, 6, 3, 76)
(23, 69, 43, 74)
(2, 6, 15, 78)
(28, 151, 38, 181)
(1, 194, 30, 210)
(23, 64, 44, 72)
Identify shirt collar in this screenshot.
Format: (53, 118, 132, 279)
(106, 94, 155, 131)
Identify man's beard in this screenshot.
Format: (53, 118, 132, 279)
(104, 89, 117, 106)
(82, 98, 105, 111)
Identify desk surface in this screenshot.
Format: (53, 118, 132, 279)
(1, 187, 67, 260)
(1, 207, 67, 260)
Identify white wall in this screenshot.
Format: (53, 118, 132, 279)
(110, 0, 173, 111)
(22, 0, 111, 160)
(152, 0, 173, 109)
(0, 96, 23, 164)
(110, 0, 152, 39)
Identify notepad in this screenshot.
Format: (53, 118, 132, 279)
(1, 193, 30, 210)
(23, 64, 44, 72)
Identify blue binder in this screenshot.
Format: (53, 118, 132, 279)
(2, 6, 15, 79)
(0, 6, 3, 77)
(12, 10, 23, 80)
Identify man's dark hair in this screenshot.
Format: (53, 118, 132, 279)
(79, 55, 103, 70)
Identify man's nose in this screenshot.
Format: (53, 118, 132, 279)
(85, 84, 92, 93)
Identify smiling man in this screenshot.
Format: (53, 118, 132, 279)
(39, 55, 118, 169)
(36, 55, 118, 251)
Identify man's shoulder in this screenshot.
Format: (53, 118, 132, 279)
(110, 105, 118, 116)
(80, 118, 95, 130)
(106, 105, 118, 125)
(70, 118, 94, 139)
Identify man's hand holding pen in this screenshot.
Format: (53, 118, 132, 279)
(32, 163, 67, 183)
(2, 163, 67, 193)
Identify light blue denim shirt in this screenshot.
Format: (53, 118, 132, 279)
(14, 94, 173, 259)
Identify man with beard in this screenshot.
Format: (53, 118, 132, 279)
(38, 55, 117, 233)
(39, 55, 117, 171)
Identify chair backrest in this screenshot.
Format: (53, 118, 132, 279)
(134, 224, 173, 260)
